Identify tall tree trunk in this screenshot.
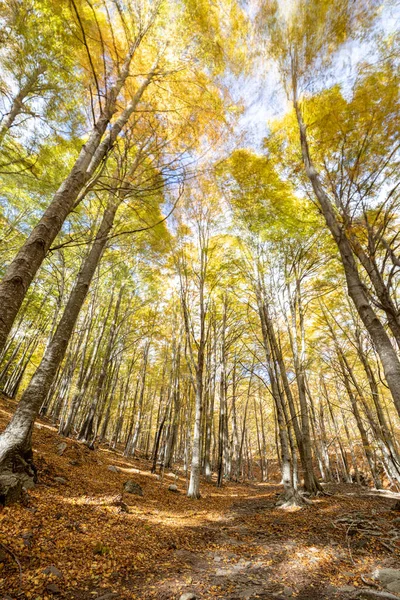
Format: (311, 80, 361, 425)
(0, 192, 122, 498)
(256, 287, 303, 504)
(261, 288, 320, 494)
(0, 57, 157, 354)
(322, 379, 352, 483)
(293, 87, 400, 419)
(60, 293, 112, 437)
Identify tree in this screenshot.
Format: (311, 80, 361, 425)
(259, 0, 400, 419)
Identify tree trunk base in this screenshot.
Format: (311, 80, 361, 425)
(187, 494, 201, 499)
(0, 470, 35, 505)
(187, 489, 201, 499)
(0, 439, 37, 505)
(276, 488, 311, 509)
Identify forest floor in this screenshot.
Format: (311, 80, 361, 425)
(1, 397, 400, 600)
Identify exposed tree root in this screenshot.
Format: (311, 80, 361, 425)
(351, 589, 400, 600)
(314, 486, 334, 497)
(360, 575, 380, 588)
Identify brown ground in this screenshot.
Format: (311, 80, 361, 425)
(0, 397, 400, 600)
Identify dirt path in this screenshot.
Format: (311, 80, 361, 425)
(136, 484, 400, 600)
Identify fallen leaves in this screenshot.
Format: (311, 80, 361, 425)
(1, 397, 400, 599)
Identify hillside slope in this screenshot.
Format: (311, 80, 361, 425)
(1, 397, 400, 600)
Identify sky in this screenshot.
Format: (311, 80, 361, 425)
(230, 0, 400, 151)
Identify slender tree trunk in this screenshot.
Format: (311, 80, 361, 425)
(217, 299, 227, 487)
(340, 407, 361, 485)
(184, 235, 209, 499)
(59, 297, 111, 438)
(128, 341, 151, 457)
(187, 347, 205, 498)
(253, 394, 264, 482)
(354, 330, 400, 482)
(256, 288, 302, 503)
(230, 360, 240, 481)
(0, 66, 46, 144)
(323, 379, 352, 483)
(238, 373, 252, 480)
(204, 326, 216, 480)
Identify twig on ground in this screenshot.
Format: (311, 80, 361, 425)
(360, 575, 380, 588)
(380, 540, 396, 553)
(346, 520, 356, 565)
